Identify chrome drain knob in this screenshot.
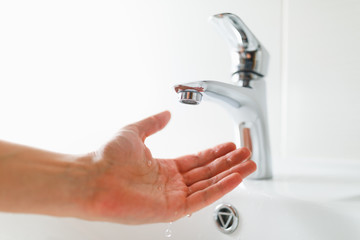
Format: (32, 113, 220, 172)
(214, 203, 239, 234)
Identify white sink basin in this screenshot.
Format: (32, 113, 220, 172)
(0, 159, 359, 240)
(168, 159, 360, 240)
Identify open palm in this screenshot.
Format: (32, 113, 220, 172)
(84, 111, 256, 224)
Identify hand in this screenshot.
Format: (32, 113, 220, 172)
(82, 111, 256, 224)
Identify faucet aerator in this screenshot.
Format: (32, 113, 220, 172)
(178, 90, 202, 105)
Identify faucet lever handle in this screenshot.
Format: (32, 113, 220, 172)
(210, 13, 259, 52)
(210, 13, 268, 83)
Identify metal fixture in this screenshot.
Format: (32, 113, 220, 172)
(178, 89, 202, 105)
(174, 13, 272, 179)
(211, 13, 269, 87)
(214, 203, 239, 234)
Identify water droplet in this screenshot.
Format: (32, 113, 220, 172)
(187, 213, 192, 218)
(164, 222, 173, 238)
(147, 160, 152, 167)
(164, 228, 172, 238)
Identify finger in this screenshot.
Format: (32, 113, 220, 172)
(185, 173, 242, 215)
(187, 160, 256, 195)
(175, 142, 236, 173)
(183, 147, 251, 186)
(128, 111, 171, 141)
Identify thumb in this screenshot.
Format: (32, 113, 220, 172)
(130, 111, 171, 141)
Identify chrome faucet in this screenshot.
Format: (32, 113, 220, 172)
(174, 13, 272, 179)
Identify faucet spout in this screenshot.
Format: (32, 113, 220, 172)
(174, 80, 272, 179)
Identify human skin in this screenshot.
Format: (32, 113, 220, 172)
(0, 111, 256, 225)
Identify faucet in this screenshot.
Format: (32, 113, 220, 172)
(174, 13, 272, 179)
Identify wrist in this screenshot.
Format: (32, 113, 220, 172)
(54, 153, 95, 219)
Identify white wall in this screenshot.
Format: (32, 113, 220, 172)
(284, 0, 360, 160)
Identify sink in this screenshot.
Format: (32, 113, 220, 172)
(165, 159, 360, 240)
(0, 159, 359, 240)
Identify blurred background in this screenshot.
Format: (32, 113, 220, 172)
(0, 0, 281, 159)
(0, 0, 359, 238)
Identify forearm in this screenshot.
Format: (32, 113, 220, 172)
(0, 112, 256, 225)
(0, 140, 91, 217)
